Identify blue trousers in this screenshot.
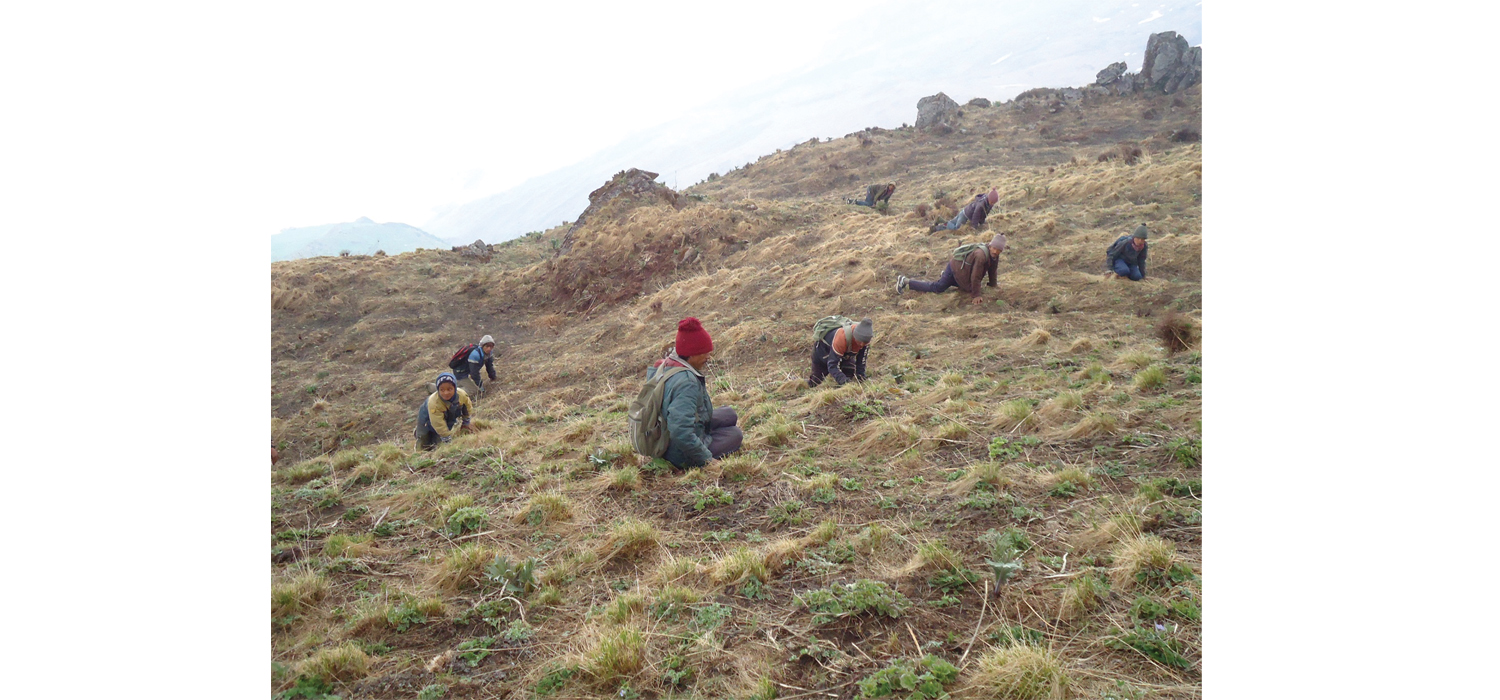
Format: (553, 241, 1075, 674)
(942, 210, 969, 230)
(909, 263, 958, 293)
(1112, 258, 1144, 281)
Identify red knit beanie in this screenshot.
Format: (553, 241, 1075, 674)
(675, 317, 714, 357)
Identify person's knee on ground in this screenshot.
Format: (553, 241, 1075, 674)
(711, 407, 738, 429)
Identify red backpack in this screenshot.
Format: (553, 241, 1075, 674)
(448, 343, 479, 370)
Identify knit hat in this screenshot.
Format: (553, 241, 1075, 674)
(989, 233, 1008, 252)
(675, 317, 714, 357)
(852, 318, 874, 344)
(986, 188, 999, 204)
(479, 334, 494, 346)
(436, 372, 457, 390)
(1133, 224, 1148, 239)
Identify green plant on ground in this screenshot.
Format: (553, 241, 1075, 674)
(982, 528, 1029, 589)
(417, 683, 447, 700)
(856, 654, 959, 699)
(796, 579, 910, 624)
(484, 556, 537, 595)
(456, 636, 497, 667)
(1132, 365, 1167, 390)
(1107, 625, 1193, 668)
(446, 506, 487, 536)
(988, 624, 1046, 647)
(534, 666, 577, 696)
(1166, 436, 1202, 468)
(275, 675, 338, 700)
(769, 500, 806, 526)
(843, 399, 887, 420)
(928, 568, 982, 593)
(988, 437, 1022, 460)
(689, 485, 734, 510)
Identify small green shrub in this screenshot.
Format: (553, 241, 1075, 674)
(484, 556, 538, 595)
(796, 579, 910, 624)
(446, 506, 488, 536)
(856, 655, 959, 699)
(989, 437, 1022, 460)
(456, 636, 497, 667)
(689, 486, 734, 511)
(1107, 626, 1192, 668)
(769, 500, 807, 526)
(534, 666, 577, 696)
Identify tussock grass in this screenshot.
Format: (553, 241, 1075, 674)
(1014, 329, 1051, 347)
(587, 626, 646, 688)
(1132, 365, 1167, 391)
(513, 492, 573, 525)
(431, 543, 496, 591)
(855, 523, 896, 556)
(272, 570, 328, 617)
(438, 494, 475, 521)
(970, 646, 1069, 700)
(595, 465, 640, 492)
(934, 421, 971, 441)
(598, 517, 661, 562)
(1038, 392, 1083, 422)
(298, 642, 371, 683)
(1116, 350, 1154, 370)
(711, 546, 769, 584)
(902, 539, 963, 575)
(854, 418, 921, 457)
(279, 461, 329, 484)
(1045, 466, 1093, 492)
(1111, 534, 1181, 589)
(1077, 511, 1143, 550)
(384, 481, 450, 518)
(603, 591, 647, 623)
(809, 519, 838, 545)
(1067, 338, 1093, 354)
(330, 448, 365, 471)
(758, 415, 797, 447)
(1059, 575, 1107, 621)
(718, 452, 766, 480)
(540, 549, 599, 587)
(1156, 311, 1198, 353)
(649, 555, 702, 587)
(1056, 411, 1118, 439)
(350, 459, 395, 485)
(762, 537, 809, 576)
(994, 399, 1036, 430)
(954, 461, 1012, 493)
(322, 533, 375, 558)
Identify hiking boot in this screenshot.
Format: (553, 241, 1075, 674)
(895, 275, 909, 295)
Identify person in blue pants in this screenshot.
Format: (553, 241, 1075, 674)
(1105, 224, 1150, 281)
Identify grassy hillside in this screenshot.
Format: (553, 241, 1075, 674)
(271, 85, 1202, 699)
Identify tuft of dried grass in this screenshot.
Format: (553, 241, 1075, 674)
(993, 399, 1036, 430)
(1014, 329, 1051, 347)
(272, 570, 328, 617)
(1067, 338, 1093, 354)
(1155, 312, 1198, 353)
(1038, 392, 1084, 422)
(1056, 411, 1118, 439)
(431, 542, 495, 591)
(586, 625, 646, 688)
(710, 546, 769, 584)
(902, 539, 964, 575)
(513, 492, 573, 524)
(598, 518, 661, 562)
(1059, 575, 1107, 621)
(1110, 534, 1181, 590)
(970, 646, 1069, 700)
(298, 642, 371, 683)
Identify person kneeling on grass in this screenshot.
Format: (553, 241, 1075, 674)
(646, 317, 743, 469)
(895, 233, 1007, 306)
(808, 317, 874, 387)
(930, 188, 998, 232)
(415, 371, 472, 451)
(451, 334, 498, 395)
(847, 183, 895, 208)
(1105, 224, 1150, 281)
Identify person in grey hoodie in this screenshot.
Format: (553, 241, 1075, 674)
(1106, 224, 1150, 280)
(644, 317, 743, 469)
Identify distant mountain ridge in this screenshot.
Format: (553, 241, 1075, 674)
(271, 218, 448, 261)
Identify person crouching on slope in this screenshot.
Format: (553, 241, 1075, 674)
(646, 317, 743, 469)
(848, 183, 896, 208)
(930, 188, 998, 232)
(808, 317, 874, 387)
(455, 335, 498, 394)
(895, 233, 1008, 306)
(1105, 224, 1150, 281)
(415, 372, 472, 451)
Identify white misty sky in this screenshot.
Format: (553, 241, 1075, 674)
(0, 0, 1203, 242)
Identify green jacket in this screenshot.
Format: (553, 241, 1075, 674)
(646, 357, 714, 467)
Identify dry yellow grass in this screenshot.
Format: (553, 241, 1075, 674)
(969, 646, 1070, 700)
(1111, 534, 1182, 590)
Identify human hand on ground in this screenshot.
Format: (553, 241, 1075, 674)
(970, 297, 984, 306)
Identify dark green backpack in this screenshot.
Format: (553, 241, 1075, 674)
(629, 365, 689, 457)
(951, 242, 986, 260)
(812, 315, 856, 344)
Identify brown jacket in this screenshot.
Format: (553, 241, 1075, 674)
(952, 246, 998, 298)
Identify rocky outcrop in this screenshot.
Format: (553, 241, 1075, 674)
(452, 239, 493, 262)
(1142, 31, 1201, 94)
(966, 97, 991, 108)
(1095, 62, 1127, 86)
(916, 92, 960, 130)
(560, 168, 685, 254)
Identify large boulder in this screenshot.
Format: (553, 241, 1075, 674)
(966, 97, 991, 108)
(1143, 31, 1201, 93)
(1095, 61, 1127, 86)
(916, 92, 960, 130)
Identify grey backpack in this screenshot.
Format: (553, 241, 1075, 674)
(629, 365, 688, 457)
(811, 315, 856, 344)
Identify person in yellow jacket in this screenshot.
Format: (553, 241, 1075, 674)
(415, 371, 473, 451)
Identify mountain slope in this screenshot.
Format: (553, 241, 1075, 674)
(272, 218, 450, 261)
(271, 81, 1202, 699)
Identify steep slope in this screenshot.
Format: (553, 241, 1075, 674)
(273, 218, 450, 261)
(271, 82, 1203, 699)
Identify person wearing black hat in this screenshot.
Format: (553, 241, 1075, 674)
(415, 371, 473, 451)
(1106, 224, 1150, 281)
(808, 317, 875, 387)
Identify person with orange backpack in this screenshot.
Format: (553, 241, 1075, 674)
(448, 335, 498, 395)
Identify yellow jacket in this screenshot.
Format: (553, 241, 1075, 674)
(419, 389, 473, 438)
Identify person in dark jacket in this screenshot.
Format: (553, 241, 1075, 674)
(415, 371, 473, 451)
(645, 318, 743, 469)
(1106, 224, 1150, 281)
(454, 335, 498, 394)
(848, 183, 895, 207)
(808, 318, 874, 387)
(896, 234, 1007, 306)
(931, 188, 998, 232)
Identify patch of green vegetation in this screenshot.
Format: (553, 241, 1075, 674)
(839, 477, 863, 491)
(485, 556, 537, 595)
(856, 655, 959, 699)
(987, 624, 1046, 647)
(386, 601, 427, 632)
(843, 399, 887, 420)
(988, 437, 1022, 460)
(928, 568, 982, 593)
(1148, 476, 1201, 497)
(417, 684, 447, 700)
(456, 636, 497, 667)
(445, 506, 487, 536)
(692, 602, 733, 631)
(533, 666, 577, 696)
(768, 500, 806, 526)
(796, 579, 910, 625)
(811, 487, 837, 504)
(1166, 437, 1201, 468)
(1107, 626, 1193, 668)
(689, 486, 734, 511)
(275, 675, 338, 700)
(341, 505, 369, 522)
(456, 599, 513, 629)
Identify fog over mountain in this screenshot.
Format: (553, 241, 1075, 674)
(419, 1, 1200, 244)
(271, 217, 448, 261)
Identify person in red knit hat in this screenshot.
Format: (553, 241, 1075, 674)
(644, 317, 743, 468)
